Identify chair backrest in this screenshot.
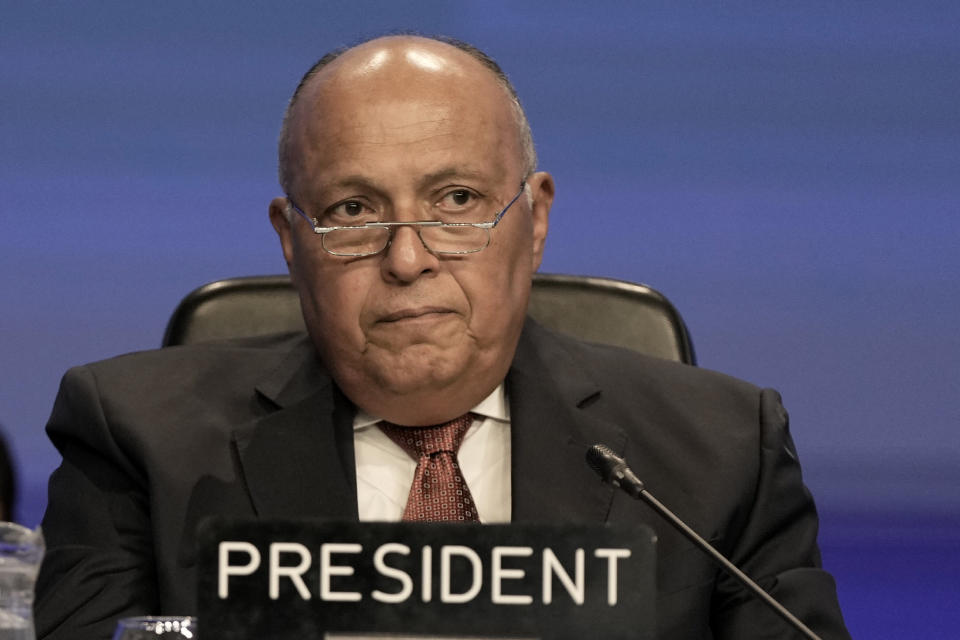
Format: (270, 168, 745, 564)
(163, 273, 696, 365)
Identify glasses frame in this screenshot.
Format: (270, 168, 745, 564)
(286, 181, 527, 257)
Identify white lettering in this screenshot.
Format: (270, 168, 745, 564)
(491, 546, 534, 605)
(542, 548, 585, 605)
(372, 543, 413, 603)
(440, 545, 482, 603)
(594, 548, 631, 606)
(219, 538, 634, 608)
(320, 543, 363, 602)
(421, 545, 432, 603)
(218, 541, 261, 599)
(269, 542, 312, 600)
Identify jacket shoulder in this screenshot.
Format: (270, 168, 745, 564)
(65, 332, 309, 388)
(522, 319, 763, 404)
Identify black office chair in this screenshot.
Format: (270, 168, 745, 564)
(163, 274, 696, 365)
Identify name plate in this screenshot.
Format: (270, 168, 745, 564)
(197, 519, 656, 639)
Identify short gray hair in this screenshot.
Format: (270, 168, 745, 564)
(277, 34, 538, 197)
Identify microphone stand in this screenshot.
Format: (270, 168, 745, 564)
(587, 444, 822, 640)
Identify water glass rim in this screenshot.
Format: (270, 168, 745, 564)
(114, 616, 197, 637)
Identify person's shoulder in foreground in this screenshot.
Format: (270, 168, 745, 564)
(36, 32, 850, 640)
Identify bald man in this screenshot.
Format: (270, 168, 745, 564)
(36, 36, 850, 640)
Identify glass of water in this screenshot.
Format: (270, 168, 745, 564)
(0, 522, 44, 640)
(112, 616, 198, 639)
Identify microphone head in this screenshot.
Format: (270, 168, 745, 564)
(586, 443, 645, 497)
(585, 443, 621, 481)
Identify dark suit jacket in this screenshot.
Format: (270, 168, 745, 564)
(36, 320, 849, 640)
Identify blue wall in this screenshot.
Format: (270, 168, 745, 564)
(2, 3, 958, 637)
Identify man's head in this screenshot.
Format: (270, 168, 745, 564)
(269, 35, 554, 425)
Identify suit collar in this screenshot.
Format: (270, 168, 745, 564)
(235, 335, 358, 519)
(508, 319, 626, 523)
(253, 333, 327, 409)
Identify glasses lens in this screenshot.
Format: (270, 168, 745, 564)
(323, 227, 390, 256)
(421, 225, 489, 254)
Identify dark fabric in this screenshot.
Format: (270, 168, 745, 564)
(35, 320, 850, 640)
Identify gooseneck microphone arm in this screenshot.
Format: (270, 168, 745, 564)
(586, 444, 822, 640)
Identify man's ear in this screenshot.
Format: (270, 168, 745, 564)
(269, 197, 296, 271)
(526, 171, 554, 271)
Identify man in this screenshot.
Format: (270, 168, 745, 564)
(36, 35, 850, 639)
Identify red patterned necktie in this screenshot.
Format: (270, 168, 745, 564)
(379, 413, 480, 522)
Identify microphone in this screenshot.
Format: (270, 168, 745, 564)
(586, 444, 822, 640)
(585, 443, 645, 497)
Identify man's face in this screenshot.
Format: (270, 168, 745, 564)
(270, 38, 553, 425)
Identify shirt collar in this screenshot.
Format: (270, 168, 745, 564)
(353, 383, 509, 431)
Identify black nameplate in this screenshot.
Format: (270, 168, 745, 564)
(197, 520, 656, 639)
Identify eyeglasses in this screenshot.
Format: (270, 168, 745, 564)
(286, 182, 527, 257)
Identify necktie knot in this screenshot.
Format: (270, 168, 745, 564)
(378, 413, 479, 522)
(380, 413, 474, 459)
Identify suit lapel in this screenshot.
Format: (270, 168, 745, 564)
(509, 320, 627, 524)
(233, 337, 358, 520)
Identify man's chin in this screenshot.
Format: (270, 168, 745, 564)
(338, 345, 487, 422)
(366, 343, 470, 394)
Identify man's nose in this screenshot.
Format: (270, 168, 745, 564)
(379, 225, 440, 283)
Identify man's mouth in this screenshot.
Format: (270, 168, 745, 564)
(378, 307, 454, 323)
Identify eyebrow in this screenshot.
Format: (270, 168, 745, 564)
(322, 175, 387, 195)
(416, 167, 493, 187)
(317, 167, 497, 198)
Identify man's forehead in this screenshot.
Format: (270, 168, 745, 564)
(292, 36, 512, 127)
(294, 40, 514, 144)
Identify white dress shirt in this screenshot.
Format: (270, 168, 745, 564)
(353, 384, 511, 523)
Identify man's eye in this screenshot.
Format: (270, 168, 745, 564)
(324, 200, 376, 225)
(440, 189, 478, 209)
(338, 201, 366, 217)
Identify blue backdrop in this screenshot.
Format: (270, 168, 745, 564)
(2, 2, 958, 637)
